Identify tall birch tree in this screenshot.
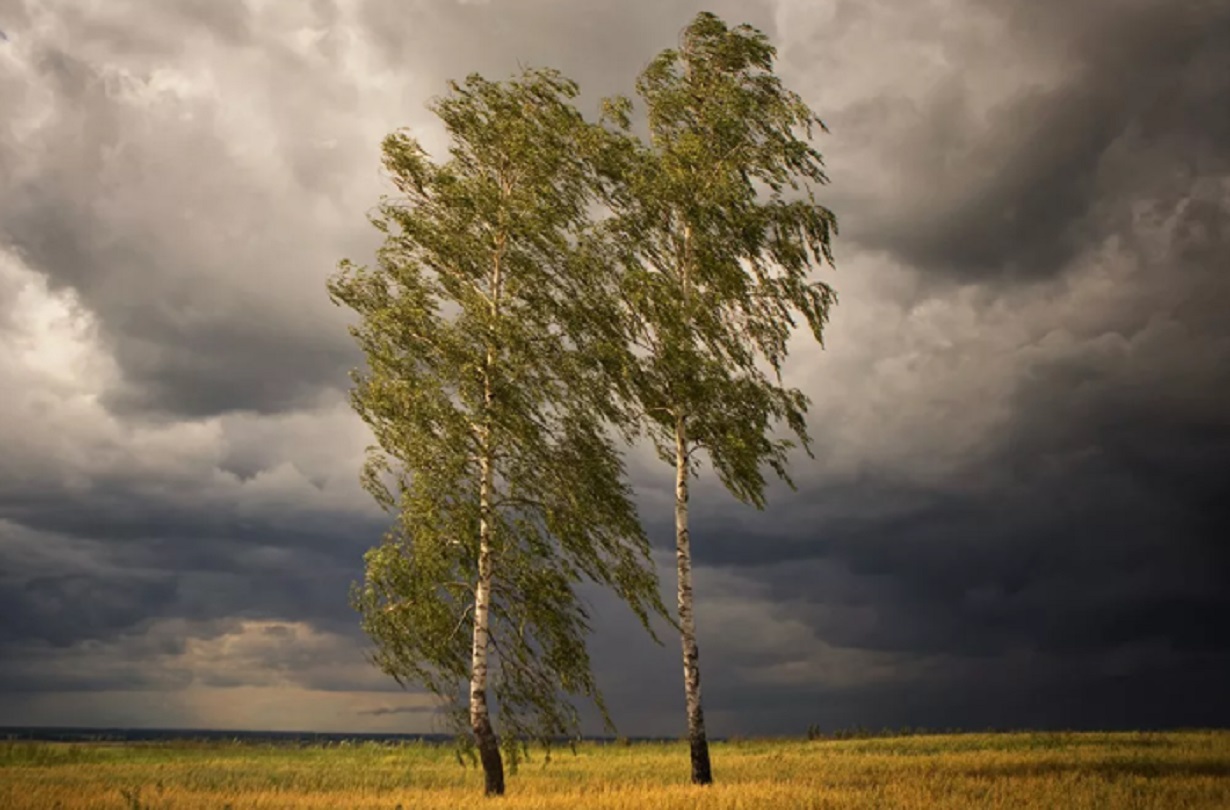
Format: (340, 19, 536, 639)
(610, 13, 839, 784)
(328, 68, 664, 797)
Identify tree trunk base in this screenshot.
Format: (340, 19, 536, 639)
(475, 722, 505, 796)
(690, 732, 713, 785)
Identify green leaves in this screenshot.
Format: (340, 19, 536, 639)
(331, 14, 836, 776)
(613, 11, 838, 493)
(331, 68, 666, 751)
(600, 12, 839, 785)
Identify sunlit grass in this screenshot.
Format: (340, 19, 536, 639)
(1, 731, 1227, 808)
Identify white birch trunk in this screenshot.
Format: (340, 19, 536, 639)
(470, 437, 504, 795)
(675, 415, 713, 784)
(470, 233, 506, 796)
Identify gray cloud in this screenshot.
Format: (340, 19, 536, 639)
(358, 0, 775, 104)
(806, 0, 1230, 282)
(1, 2, 378, 417)
(0, 0, 1226, 736)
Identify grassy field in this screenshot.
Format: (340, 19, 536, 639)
(1, 731, 1228, 809)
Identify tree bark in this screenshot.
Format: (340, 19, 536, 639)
(675, 415, 713, 785)
(467, 208, 507, 797)
(471, 288, 505, 795)
(471, 439, 505, 796)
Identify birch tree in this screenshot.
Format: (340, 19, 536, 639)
(328, 68, 664, 797)
(611, 13, 839, 784)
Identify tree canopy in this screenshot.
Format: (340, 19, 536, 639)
(330, 11, 838, 794)
(329, 68, 666, 796)
(608, 11, 839, 784)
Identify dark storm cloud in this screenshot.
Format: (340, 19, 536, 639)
(0, 0, 1227, 735)
(0, 475, 378, 554)
(359, 0, 775, 104)
(667, 180, 1230, 729)
(0, 5, 370, 418)
(0, 399, 388, 655)
(0, 514, 378, 650)
(0, 0, 754, 709)
(827, 0, 1230, 282)
(0, 0, 773, 422)
(0, 640, 194, 694)
(705, 648, 1230, 733)
(0, 512, 399, 705)
(635, 0, 1230, 727)
(0, 572, 178, 647)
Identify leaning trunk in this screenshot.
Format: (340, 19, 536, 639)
(675, 415, 713, 785)
(469, 229, 507, 796)
(471, 421, 505, 796)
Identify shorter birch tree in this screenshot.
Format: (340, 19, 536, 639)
(329, 68, 665, 797)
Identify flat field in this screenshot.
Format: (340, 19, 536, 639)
(1, 731, 1228, 809)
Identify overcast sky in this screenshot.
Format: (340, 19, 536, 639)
(1, 0, 1227, 737)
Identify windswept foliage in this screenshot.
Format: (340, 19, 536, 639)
(608, 12, 839, 784)
(329, 68, 665, 796)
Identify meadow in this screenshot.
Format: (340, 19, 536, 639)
(1, 731, 1228, 809)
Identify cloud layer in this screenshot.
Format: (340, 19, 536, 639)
(1, 0, 1227, 735)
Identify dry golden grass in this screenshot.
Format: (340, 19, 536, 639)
(1, 731, 1227, 809)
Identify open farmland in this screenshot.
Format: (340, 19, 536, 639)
(1, 731, 1227, 809)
